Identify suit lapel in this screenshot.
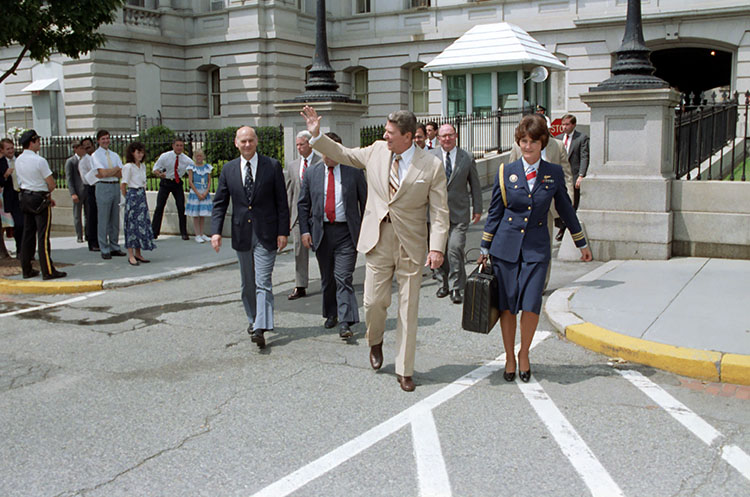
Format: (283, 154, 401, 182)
(250, 155, 266, 204)
(531, 160, 549, 195)
(509, 161, 529, 193)
(392, 151, 425, 202)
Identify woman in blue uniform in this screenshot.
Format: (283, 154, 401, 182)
(478, 114, 592, 382)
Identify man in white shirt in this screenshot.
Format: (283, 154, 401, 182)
(284, 130, 322, 300)
(425, 121, 438, 150)
(15, 130, 66, 280)
(151, 137, 194, 240)
(77, 138, 100, 252)
(92, 129, 127, 259)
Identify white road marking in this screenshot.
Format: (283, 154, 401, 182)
(517, 378, 625, 497)
(619, 369, 750, 482)
(0, 291, 106, 318)
(410, 407, 452, 497)
(249, 332, 552, 497)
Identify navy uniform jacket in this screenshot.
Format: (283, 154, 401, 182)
(211, 154, 290, 252)
(481, 159, 586, 263)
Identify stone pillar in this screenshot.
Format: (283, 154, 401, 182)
(578, 88, 681, 260)
(274, 102, 368, 161)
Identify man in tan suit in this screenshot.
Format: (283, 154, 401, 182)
(301, 106, 449, 392)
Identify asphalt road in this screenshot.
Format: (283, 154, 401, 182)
(1, 239, 749, 497)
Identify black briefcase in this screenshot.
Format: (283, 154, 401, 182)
(461, 263, 500, 334)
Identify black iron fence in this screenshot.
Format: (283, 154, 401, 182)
(34, 125, 284, 191)
(361, 109, 527, 158)
(675, 91, 748, 181)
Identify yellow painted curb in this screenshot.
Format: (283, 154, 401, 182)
(721, 354, 750, 386)
(0, 278, 103, 295)
(566, 322, 721, 382)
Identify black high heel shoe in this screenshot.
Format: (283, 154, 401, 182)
(503, 370, 516, 382)
(519, 369, 531, 382)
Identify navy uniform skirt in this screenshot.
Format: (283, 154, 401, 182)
(491, 255, 548, 315)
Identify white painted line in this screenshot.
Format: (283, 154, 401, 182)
(619, 369, 750, 482)
(410, 407, 452, 497)
(517, 379, 624, 497)
(0, 291, 106, 318)
(249, 332, 552, 497)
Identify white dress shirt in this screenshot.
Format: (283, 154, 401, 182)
(91, 147, 123, 183)
(240, 154, 258, 185)
(78, 154, 94, 186)
(521, 156, 540, 191)
(440, 147, 457, 176)
(153, 150, 195, 180)
(299, 152, 316, 180)
(392, 143, 416, 182)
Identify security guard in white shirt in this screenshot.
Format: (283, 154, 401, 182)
(16, 130, 66, 280)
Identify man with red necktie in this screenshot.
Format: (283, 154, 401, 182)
(297, 132, 367, 339)
(151, 137, 194, 240)
(554, 113, 590, 241)
(285, 130, 322, 300)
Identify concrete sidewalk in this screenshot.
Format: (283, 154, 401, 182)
(0, 235, 237, 294)
(545, 257, 750, 385)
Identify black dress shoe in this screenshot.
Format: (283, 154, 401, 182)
(503, 371, 516, 382)
(369, 343, 383, 370)
(288, 287, 306, 300)
(450, 290, 463, 304)
(251, 329, 266, 349)
(128, 258, 140, 266)
(436, 286, 449, 298)
(324, 316, 338, 329)
(519, 370, 532, 383)
(396, 374, 416, 392)
(110, 250, 127, 257)
(89, 246, 100, 252)
(135, 256, 150, 263)
(22, 269, 40, 279)
(181, 234, 190, 240)
(339, 322, 353, 339)
(101, 253, 112, 260)
(42, 270, 66, 280)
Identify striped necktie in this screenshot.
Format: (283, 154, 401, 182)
(525, 165, 537, 190)
(389, 155, 401, 198)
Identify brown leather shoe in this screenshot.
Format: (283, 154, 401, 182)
(288, 287, 307, 300)
(396, 374, 415, 392)
(369, 343, 383, 370)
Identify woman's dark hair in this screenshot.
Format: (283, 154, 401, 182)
(125, 141, 146, 163)
(514, 114, 549, 149)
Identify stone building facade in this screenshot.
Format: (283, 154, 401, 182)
(0, 0, 748, 136)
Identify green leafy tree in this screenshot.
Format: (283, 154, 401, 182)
(0, 0, 126, 84)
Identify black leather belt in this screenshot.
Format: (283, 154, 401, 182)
(324, 221, 347, 226)
(20, 189, 48, 195)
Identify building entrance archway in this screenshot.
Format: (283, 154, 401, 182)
(650, 47, 732, 101)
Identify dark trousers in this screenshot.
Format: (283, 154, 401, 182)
(19, 191, 56, 277)
(84, 184, 99, 249)
(315, 223, 359, 324)
(151, 179, 187, 237)
(558, 186, 581, 235)
(7, 202, 23, 253)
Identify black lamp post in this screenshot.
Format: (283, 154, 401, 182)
(286, 0, 359, 103)
(591, 0, 669, 91)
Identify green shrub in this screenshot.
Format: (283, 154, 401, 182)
(138, 125, 176, 163)
(203, 126, 284, 165)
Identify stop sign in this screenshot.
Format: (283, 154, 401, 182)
(549, 118, 564, 136)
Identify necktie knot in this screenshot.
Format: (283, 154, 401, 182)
(389, 155, 402, 198)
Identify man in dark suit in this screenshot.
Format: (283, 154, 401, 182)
(555, 113, 590, 241)
(65, 142, 87, 243)
(431, 123, 482, 304)
(284, 130, 322, 301)
(297, 132, 367, 339)
(211, 126, 290, 349)
(0, 138, 23, 256)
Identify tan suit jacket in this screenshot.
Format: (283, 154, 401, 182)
(313, 134, 449, 264)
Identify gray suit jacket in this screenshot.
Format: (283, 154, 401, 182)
(285, 153, 322, 230)
(556, 130, 590, 178)
(65, 154, 86, 198)
(297, 162, 367, 252)
(430, 147, 482, 225)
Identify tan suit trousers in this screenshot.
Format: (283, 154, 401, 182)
(364, 222, 422, 377)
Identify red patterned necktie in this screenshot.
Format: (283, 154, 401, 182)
(302, 157, 308, 180)
(564, 134, 569, 151)
(174, 156, 180, 183)
(325, 166, 336, 223)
